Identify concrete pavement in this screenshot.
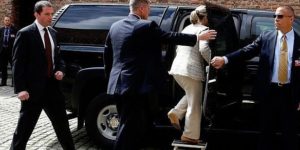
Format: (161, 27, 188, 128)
(0, 79, 101, 150)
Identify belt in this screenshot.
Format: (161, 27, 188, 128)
(270, 83, 290, 88)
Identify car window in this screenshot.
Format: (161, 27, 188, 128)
(149, 7, 166, 25)
(55, 5, 165, 29)
(53, 5, 166, 45)
(232, 15, 241, 38)
(250, 17, 275, 37)
(54, 5, 129, 30)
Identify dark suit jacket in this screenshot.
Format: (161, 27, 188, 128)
(104, 14, 197, 95)
(12, 23, 65, 101)
(226, 30, 300, 103)
(0, 25, 17, 54)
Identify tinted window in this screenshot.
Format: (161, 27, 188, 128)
(250, 17, 275, 37)
(53, 5, 166, 45)
(149, 7, 166, 24)
(54, 5, 129, 30)
(250, 17, 300, 36)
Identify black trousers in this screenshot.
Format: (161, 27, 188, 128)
(0, 47, 12, 85)
(258, 84, 299, 150)
(113, 92, 157, 150)
(10, 79, 75, 150)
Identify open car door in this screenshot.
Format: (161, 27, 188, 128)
(202, 2, 244, 127)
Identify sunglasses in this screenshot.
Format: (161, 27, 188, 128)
(273, 14, 292, 19)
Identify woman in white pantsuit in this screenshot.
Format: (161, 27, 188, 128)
(168, 5, 211, 144)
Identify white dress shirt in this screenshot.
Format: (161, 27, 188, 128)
(35, 20, 55, 66)
(271, 29, 294, 83)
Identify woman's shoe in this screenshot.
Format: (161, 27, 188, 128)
(167, 110, 181, 130)
(181, 135, 200, 145)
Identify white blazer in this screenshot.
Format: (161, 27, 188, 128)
(169, 24, 211, 81)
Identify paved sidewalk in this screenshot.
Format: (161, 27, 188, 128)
(0, 80, 101, 150)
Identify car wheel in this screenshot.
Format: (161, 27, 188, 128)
(85, 94, 119, 149)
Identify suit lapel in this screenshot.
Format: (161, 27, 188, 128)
(269, 31, 278, 68)
(30, 23, 46, 55)
(292, 31, 300, 60)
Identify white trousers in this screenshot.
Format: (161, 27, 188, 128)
(171, 75, 203, 140)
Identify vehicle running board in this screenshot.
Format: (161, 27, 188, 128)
(171, 140, 207, 150)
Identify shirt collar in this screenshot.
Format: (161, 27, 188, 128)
(278, 28, 294, 40)
(129, 13, 141, 19)
(35, 20, 48, 32)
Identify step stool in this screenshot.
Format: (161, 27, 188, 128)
(171, 140, 207, 150)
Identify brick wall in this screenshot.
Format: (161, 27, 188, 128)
(0, 0, 13, 26)
(49, 0, 300, 15)
(1, 0, 300, 27)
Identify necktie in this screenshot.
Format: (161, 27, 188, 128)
(278, 35, 288, 84)
(44, 28, 53, 77)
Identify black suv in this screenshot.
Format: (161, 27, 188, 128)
(51, 3, 300, 149)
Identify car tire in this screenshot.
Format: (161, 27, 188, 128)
(85, 94, 119, 149)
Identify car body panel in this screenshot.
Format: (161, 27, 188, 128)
(51, 3, 300, 149)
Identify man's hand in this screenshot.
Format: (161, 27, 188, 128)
(18, 91, 29, 101)
(54, 71, 64, 81)
(198, 30, 217, 40)
(211, 56, 225, 69)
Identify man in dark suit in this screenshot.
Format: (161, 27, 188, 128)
(10, 1, 75, 150)
(211, 5, 299, 150)
(104, 0, 217, 149)
(0, 16, 17, 86)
